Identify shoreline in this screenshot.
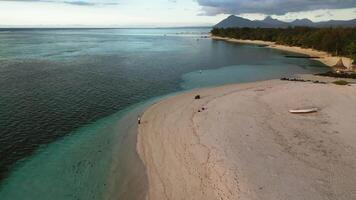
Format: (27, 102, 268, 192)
(211, 36, 354, 69)
(137, 80, 356, 199)
(0, 100, 153, 200)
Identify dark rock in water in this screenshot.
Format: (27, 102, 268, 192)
(195, 95, 201, 100)
(285, 55, 320, 59)
(317, 71, 356, 79)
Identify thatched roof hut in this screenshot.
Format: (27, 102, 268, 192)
(333, 58, 347, 72)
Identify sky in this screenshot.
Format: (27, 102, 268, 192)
(0, 0, 355, 27)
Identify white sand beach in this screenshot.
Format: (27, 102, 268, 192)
(137, 80, 356, 200)
(211, 36, 354, 69)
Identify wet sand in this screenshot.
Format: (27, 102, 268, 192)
(104, 103, 149, 200)
(212, 36, 354, 69)
(137, 80, 356, 200)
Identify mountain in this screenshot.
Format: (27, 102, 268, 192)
(290, 18, 314, 27)
(214, 15, 356, 28)
(260, 16, 289, 28)
(214, 15, 267, 28)
(315, 19, 356, 27)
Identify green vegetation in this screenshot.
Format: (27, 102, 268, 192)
(346, 42, 356, 63)
(333, 80, 349, 85)
(211, 27, 356, 61)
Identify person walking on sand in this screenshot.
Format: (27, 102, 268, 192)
(138, 116, 141, 125)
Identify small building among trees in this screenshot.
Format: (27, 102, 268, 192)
(333, 58, 348, 73)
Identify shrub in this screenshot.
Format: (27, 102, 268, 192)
(333, 80, 349, 85)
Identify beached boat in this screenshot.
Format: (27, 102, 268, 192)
(289, 108, 318, 114)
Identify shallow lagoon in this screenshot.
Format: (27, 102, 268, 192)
(0, 28, 328, 199)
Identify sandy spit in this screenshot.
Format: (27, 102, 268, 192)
(137, 80, 356, 200)
(211, 36, 354, 69)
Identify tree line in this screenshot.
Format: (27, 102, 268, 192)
(211, 27, 356, 63)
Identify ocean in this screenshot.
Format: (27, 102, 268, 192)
(0, 28, 328, 199)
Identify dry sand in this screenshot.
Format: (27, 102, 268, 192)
(137, 80, 356, 200)
(211, 36, 354, 69)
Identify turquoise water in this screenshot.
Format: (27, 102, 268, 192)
(0, 28, 328, 199)
(0, 101, 152, 200)
(181, 63, 318, 89)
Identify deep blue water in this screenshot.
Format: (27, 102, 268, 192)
(0, 28, 328, 199)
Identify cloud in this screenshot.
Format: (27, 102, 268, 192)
(197, 0, 356, 15)
(0, 0, 119, 6)
(63, 1, 94, 6)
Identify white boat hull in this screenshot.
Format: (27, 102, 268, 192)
(289, 108, 318, 114)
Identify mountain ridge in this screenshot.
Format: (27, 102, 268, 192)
(215, 15, 356, 28)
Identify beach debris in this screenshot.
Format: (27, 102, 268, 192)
(255, 89, 265, 92)
(317, 71, 356, 79)
(280, 77, 326, 84)
(289, 108, 318, 114)
(194, 95, 201, 100)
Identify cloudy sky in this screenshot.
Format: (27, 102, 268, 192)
(0, 0, 355, 27)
